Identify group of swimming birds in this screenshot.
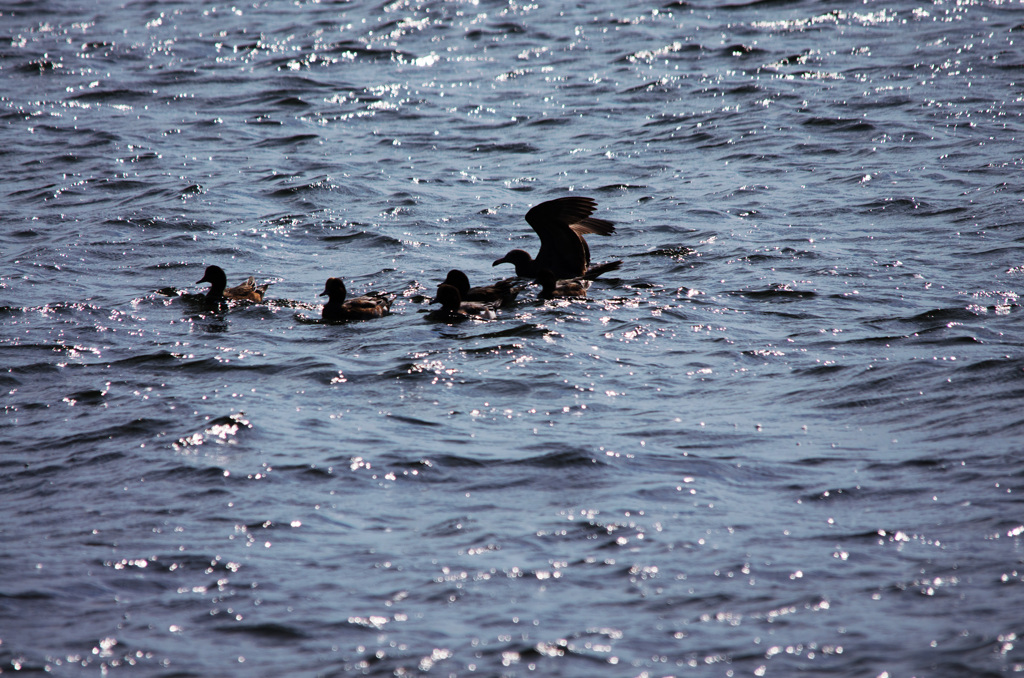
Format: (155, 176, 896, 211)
(194, 196, 622, 322)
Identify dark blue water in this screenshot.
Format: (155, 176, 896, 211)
(3, 0, 1024, 675)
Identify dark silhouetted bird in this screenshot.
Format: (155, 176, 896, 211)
(441, 269, 524, 307)
(196, 265, 269, 304)
(320, 277, 392, 321)
(493, 197, 621, 280)
(537, 270, 591, 300)
(429, 283, 499, 321)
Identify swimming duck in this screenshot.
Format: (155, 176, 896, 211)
(196, 265, 269, 303)
(537, 270, 591, 300)
(492, 197, 621, 280)
(442, 269, 524, 307)
(320, 277, 392, 321)
(429, 283, 499, 321)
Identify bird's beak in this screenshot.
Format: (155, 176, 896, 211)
(492, 256, 507, 267)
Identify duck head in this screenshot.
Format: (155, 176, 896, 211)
(320, 277, 348, 302)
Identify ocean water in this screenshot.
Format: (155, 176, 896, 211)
(2, 0, 1024, 675)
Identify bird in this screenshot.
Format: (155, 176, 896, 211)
(320, 277, 392, 321)
(537, 270, 591, 300)
(441, 269, 524, 307)
(492, 197, 621, 280)
(429, 283, 500, 321)
(196, 265, 269, 303)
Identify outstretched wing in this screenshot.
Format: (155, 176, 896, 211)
(524, 197, 612, 278)
(526, 196, 614, 236)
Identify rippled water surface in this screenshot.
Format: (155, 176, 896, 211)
(3, 0, 1024, 675)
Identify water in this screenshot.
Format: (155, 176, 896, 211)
(3, 0, 1024, 675)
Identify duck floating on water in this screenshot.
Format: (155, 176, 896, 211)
(537, 269, 591, 300)
(429, 283, 500, 322)
(320, 277, 392, 321)
(441, 269, 524, 307)
(196, 265, 269, 303)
